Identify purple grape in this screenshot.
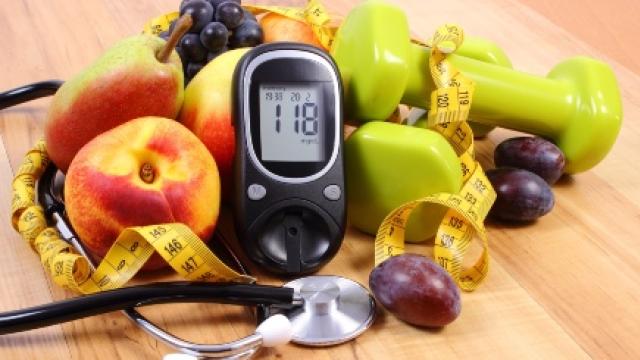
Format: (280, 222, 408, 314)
(180, 0, 198, 12)
(486, 168, 554, 222)
(229, 20, 263, 48)
(243, 9, 257, 23)
(200, 22, 228, 52)
(215, 1, 244, 29)
(180, 0, 215, 33)
(494, 136, 565, 185)
(186, 62, 205, 80)
(175, 46, 187, 67)
(209, 0, 240, 9)
(369, 253, 461, 327)
(207, 47, 228, 62)
(180, 33, 207, 62)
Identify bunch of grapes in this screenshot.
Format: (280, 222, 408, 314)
(159, 0, 264, 83)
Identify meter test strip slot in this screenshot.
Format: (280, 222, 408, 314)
(233, 43, 346, 275)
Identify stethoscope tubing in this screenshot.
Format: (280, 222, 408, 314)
(0, 80, 63, 110)
(0, 282, 295, 335)
(33, 160, 288, 358)
(1, 81, 301, 359)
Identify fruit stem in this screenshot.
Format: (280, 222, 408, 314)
(140, 163, 155, 183)
(157, 14, 193, 63)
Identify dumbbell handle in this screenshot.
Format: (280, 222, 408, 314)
(402, 42, 622, 173)
(405, 42, 570, 137)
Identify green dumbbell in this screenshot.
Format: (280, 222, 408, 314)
(332, 0, 622, 173)
(405, 37, 514, 137)
(445, 36, 513, 137)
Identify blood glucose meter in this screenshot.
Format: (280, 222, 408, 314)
(233, 43, 345, 275)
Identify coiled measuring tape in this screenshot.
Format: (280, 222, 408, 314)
(11, 140, 253, 294)
(374, 24, 496, 292)
(143, 0, 337, 50)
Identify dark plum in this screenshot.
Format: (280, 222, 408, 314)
(486, 168, 554, 222)
(494, 136, 565, 184)
(180, 0, 215, 33)
(369, 253, 461, 327)
(229, 20, 263, 48)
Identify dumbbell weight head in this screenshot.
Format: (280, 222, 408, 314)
(331, 0, 512, 123)
(331, 0, 410, 121)
(446, 53, 622, 173)
(345, 122, 462, 242)
(546, 57, 622, 173)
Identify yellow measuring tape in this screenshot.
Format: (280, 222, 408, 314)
(374, 24, 496, 292)
(11, 140, 254, 294)
(142, 11, 179, 36)
(142, 1, 337, 50)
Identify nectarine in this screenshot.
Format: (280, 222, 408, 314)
(260, 13, 324, 49)
(65, 117, 220, 270)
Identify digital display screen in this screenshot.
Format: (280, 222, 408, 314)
(259, 83, 324, 162)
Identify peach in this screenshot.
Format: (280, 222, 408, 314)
(65, 117, 220, 270)
(259, 13, 324, 49)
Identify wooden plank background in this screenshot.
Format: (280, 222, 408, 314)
(1, 0, 639, 358)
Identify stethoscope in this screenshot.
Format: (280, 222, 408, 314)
(0, 82, 377, 359)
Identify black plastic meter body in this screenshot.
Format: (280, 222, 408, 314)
(233, 43, 345, 275)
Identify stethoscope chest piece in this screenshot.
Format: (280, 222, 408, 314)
(280, 275, 375, 346)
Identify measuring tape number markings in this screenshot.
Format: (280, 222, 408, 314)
(11, 140, 253, 294)
(374, 24, 496, 292)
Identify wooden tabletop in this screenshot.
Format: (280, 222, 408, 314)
(1, 0, 639, 359)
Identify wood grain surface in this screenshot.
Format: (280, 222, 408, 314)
(1, 0, 639, 359)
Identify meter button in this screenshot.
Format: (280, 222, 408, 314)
(323, 185, 341, 201)
(247, 184, 267, 200)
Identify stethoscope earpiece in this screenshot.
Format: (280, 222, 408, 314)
(255, 314, 293, 347)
